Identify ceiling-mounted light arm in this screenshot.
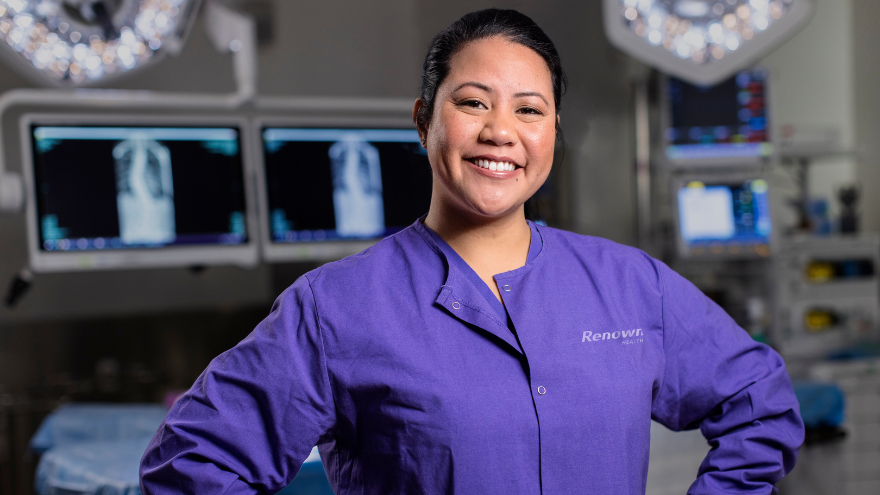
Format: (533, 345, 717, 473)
(204, 0, 257, 103)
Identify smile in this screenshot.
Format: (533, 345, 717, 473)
(471, 158, 519, 172)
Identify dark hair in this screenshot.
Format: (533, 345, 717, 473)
(416, 9, 567, 137)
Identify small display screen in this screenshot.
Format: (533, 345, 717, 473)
(666, 69, 772, 161)
(31, 125, 248, 252)
(262, 128, 432, 243)
(678, 179, 771, 256)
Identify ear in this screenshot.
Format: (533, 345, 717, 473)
(413, 98, 428, 147)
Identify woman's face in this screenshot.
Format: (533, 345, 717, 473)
(417, 36, 557, 221)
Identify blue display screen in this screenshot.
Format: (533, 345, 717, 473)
(666, 69, 772, 161)
(678, 179, 771, 255)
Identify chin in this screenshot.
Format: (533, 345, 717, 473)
(468, 199, 523, 219)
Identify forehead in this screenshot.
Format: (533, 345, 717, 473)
(445, 37, 553, 93)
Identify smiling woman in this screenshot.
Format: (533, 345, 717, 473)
(140, 9, 804, 495)
(413, 11, 566, 302)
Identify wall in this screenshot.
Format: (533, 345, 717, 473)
(759, 0, 857, 224)
(853, 0, 880, 233)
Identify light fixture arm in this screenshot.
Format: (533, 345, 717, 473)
(204, 1, 258, 102)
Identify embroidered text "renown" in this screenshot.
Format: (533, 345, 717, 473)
(582, 329, 643, 342)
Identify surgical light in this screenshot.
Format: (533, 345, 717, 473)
(0, 0, 200, 86)
(604, 0, 813, 85)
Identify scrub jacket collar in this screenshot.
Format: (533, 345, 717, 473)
(417, 218, 544, 324)
(411, 218, 546, 356)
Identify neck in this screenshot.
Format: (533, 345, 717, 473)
(424, 198, 532, 281)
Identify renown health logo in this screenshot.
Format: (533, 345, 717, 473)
(582, 329, 643, 343)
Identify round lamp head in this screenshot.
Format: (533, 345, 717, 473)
(0, 0, 201, 86)
(604, 0, 814, 85)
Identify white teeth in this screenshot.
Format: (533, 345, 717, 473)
(473, 159, 516, 171)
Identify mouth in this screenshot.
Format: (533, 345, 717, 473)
(466, 157, 522, 172)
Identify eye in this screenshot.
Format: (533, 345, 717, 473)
(517, 106, 543, 115)
(457, 99, 487, 109)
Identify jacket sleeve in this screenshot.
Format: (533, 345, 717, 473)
(140, 275, 336, 494)
(649, 261, 804, 494)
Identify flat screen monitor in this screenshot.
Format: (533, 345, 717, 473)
(664, 68, 773, 166)
(675, 177, 773, 259)
(21, 114, 259, 272)
(258, 126, 433, 262)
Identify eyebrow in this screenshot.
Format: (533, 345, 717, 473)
(454, 81, 492, 93)
(453, 82, 550, 106)
(514, 91, 549, 106)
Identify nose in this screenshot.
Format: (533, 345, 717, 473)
(478, 108, 517, 147)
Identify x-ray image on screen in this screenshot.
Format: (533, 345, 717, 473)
(113, 136, 176, 245)
(329, 135, 385, 237)
(262, 128, 433, 244)
(30, 125, 248, 253)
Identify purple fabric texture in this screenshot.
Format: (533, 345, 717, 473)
(140, 220, 803, 494)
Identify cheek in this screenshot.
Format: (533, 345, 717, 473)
(430, 113, 480, 152)
(522, 123, 557, 165)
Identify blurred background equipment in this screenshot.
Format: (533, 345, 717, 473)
(26, 403, 332, 495)
(3, 268, 31, 308)
(674, 176, 773, 259)
(777, 359, 880, 494)
(21, 115, 259, 271)
(663, 68, 773, 166)
(259, 125, 432, 262)
(0, 0, 255, 219)
(0, 0, 202, 87)
(603, 0, 814, 85)
(773, 234, 880, 360)
(838, 185, 859, 234)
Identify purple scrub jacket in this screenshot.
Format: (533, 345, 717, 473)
(140, 220, 803, 494)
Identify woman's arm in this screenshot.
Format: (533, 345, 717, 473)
(650, 262, 804, 494)
(140, 275, 337, 494)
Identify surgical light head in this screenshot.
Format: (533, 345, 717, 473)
(604, 0, 813, 85)
(0, 0, 200, 86)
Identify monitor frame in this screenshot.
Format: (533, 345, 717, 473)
(20, 112, 260, 272)
(672, 172, 776, 260)
(254, 112, 425, 263)
(661, 67, 777, 169)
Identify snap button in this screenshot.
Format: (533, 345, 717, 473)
(452, 301, 461, 310)
(502, 285, 511, 292)
(537, 386, 546, 395)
